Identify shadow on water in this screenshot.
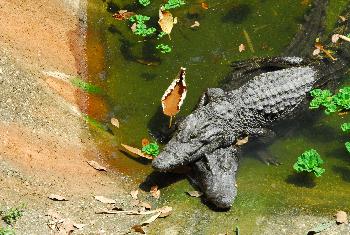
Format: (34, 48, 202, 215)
(285, 172, 317, 188)
(139, 171, 186, 191)
(221, 4, 252, 23)
(332, 166, 350, 182)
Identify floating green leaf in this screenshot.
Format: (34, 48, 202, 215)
(163, 0, 186, 10)
(156, 44, 172, 53)
(142, 143, 160, 157)
(293, 149, 325, 177)
(138, 0, 151, 7)
(129, 15, 156, 37)
(70, 77, 103, 94)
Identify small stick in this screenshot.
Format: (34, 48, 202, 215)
(169, 116, 173, 128)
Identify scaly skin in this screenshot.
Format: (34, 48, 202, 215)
(151, 0, 350, 208)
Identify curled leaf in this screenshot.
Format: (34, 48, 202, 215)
(236, 136, 249, 146)
(190, 21, 200, 28)
(158, 9, 174, 35)
(161, 67, 187, 117)
(150, 186, 160, 199)
(111, 117, 120, 128)
(239, 43, 246, 52)
(87, 160, 107, 171)
(113, 10, 136, 21)
(201, 2, 209, 9)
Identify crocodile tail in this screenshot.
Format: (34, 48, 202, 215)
(283, 0, 328, 57)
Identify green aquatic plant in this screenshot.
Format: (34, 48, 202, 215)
(156, 44, 172, 53)
(0, 227, 15, 235)
(341, 122, 350, 132)
(142, 143, 160, 157)
(163, 0, 186, 10)
(1, 205, 25, 225)
(309, 87, 350, 114)
(345, 142, 350, 153)
(293, 149, 325, 177)
(157, 31, 167, 39)
(138, 0, 151, 7)
(70, 77, 103, 94)
(129, 15, 156, 37)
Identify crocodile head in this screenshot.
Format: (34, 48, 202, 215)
(152, 105, 230, 171)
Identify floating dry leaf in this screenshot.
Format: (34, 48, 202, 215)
(186, 191, 203, 197)
(173, 17, 178, 24)
(314, 42, 337, 60)
(111, 117, 120, 128)
(201, 2, 209, 9)
(236, 136, 249, 146)
(239, 43, 246, 52)
(158, 206, 172, 218)
(141, 138, 150, 147)
(87, 160, 107, 171)
(113, 10, 136, 21)
(48, 194, 67, 201)
(190, 21, 200, 28)
(121, 144, 153, 160)
(130, 190, 139, 199)
(161, 67, 187, 127)
(94, 196, 116, 204)
(158, 9, 174, 35)
(150, 186, 161, 199)
(335, 211, 348, 224)
(332, 34, 350, 43)
(131, 23, 137, 32)
(142, 212, 161, 225)
(132, 225, 145, 234)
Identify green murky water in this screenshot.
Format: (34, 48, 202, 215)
(86, 0, 350, 233)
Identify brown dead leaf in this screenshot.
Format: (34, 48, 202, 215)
(158, 9, 174, 35)
(87, 160, 107, 171)
(113, 10, 136, 21)
(161, 67, 187, 118)
(141, 212, 161, 225)
(158, 206, 172, 218)
(94, 196, 116, 204)
(335, 211, 348, 224)
(190, 21, 200, 28)
(141, 138, 150, 147)
(150, 186, 160, 199)
(130, 190, 139, 199)
(201, 2, 209, 9)
(314, 42, 337, 61)
(111, 117, 120, 128)
(186, 191, 203, 197)
(132, 225, 145, 234)
(239, 43, 246, 52)
(121, 144, 153, 159)
(48, 194, 67, 201)
(236, 136, 249, 146)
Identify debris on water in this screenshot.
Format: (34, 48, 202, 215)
(110, 117, 120, 128)
(113, 10, 136, 21)
(190, 21, 200, 28)
(161, 67, 187, 128)
(239, 43, 246, 52)
(94, 196, 116, 204)
(132, 224, 145, 234)
(186, 191, 203, 197)
(158, 8, 175, 35)
(243, 29, 255, 53)
(201, 2, 209, 10)
(332, 34, 350, 43)
(87, 160, 107, 171)
(121, 144, 153, 159)
(48, 194, 68, 201)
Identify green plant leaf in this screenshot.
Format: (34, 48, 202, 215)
(163, 0, 186, 10)
(142, 143, 160, 157)
(138, 0, 151, 7)
(293, 149, 325, 177)
(345, 142, 350, 153)
(129, 15, 156, 37)
(156, 44, 172, 53)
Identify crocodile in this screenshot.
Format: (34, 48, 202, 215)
(151, 0, 350, 208)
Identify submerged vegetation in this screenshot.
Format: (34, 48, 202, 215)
(293, 149, 325, 177)
(70, 77, 103, 94)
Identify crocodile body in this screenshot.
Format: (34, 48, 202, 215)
(151, 0, 350, 208)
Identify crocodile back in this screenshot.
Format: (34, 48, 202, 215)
(233, 66, 317, 126)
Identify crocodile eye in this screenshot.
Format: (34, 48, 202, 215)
(190, 133, 196, 139)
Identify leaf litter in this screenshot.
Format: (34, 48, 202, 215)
(121, 144, 153, 159)
(87, 160, 107, 171)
